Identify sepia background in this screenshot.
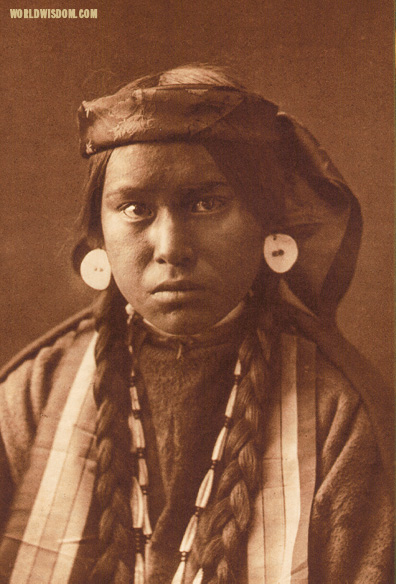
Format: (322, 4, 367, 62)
(1, 0, 394, 384)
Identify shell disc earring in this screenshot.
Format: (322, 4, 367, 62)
(80, 248, 111, 290)
(263, 234, 298, 273)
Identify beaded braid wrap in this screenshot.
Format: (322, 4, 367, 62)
(125, 304, 243, 584)
(126, 307, 152, 583)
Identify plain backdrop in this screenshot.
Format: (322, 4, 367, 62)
(1, 0, 394, 384)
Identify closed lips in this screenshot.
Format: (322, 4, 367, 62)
(152, 281, 204, 293)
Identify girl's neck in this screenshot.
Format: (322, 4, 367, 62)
(127, 299, 250, 356)
(141, 299, 246, 340)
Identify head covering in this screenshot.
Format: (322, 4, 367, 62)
(76, 76, 393, 504)
(77, 81, 362, 321)
(78, 84, 279, 155)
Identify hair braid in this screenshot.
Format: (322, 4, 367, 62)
(198, 301, 273, 584)
(90, 286, 135, 584)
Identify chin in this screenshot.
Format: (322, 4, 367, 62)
(148, 306, 219, 336)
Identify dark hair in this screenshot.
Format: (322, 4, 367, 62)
(72, 149, 111, 274)
(77, 65, 279, 583)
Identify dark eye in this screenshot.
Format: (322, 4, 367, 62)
(190, 197, 226, 213)
(122, 203, 153, 221)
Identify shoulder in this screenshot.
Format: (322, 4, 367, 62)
(0, 308, 96, 483)
(312, 341, 388, 443)
(315, 349, 363, 447)
(312, 346, 394, 494)
(0, 306, 96, 429)
(282, 322, 393, 492)
(285, 333, 364, 444)
(315, 349, 361, 414)
(0, 307, 95, 383)
(276, 302, 394, 488)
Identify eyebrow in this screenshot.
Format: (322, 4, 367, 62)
(103, 180, 229, 201)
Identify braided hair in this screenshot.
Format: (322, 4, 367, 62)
(90, 285, 135, 583)
(198, 295, 275, 583)
(73, 65, 281, 583)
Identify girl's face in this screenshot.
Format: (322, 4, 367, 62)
(101, 142, 264, 334)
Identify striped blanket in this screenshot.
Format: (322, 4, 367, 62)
(0, 316, 392, 583)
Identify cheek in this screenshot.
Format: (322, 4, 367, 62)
(101, 218, 145, 290)
(210, 214, 264, 291)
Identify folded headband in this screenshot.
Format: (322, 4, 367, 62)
(78, 84, 280, 157)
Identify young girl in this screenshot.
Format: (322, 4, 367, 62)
(0, 66, 392, 584)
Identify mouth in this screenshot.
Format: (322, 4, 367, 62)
(151, 280, 205, 302)
(152, 280, 204, 293)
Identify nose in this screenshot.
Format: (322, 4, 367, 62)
(150, 209, 195, 267)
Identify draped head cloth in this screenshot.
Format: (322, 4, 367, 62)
(77, 75, 393, 496)
(77, 81, 362, 321)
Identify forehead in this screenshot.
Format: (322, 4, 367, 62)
(103, 142, 227, 194)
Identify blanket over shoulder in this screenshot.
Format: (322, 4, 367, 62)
(0, 307, 393, 584)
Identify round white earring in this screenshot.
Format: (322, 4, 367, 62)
(80, 248, 111, 290)
(263, 233, 298, 273)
